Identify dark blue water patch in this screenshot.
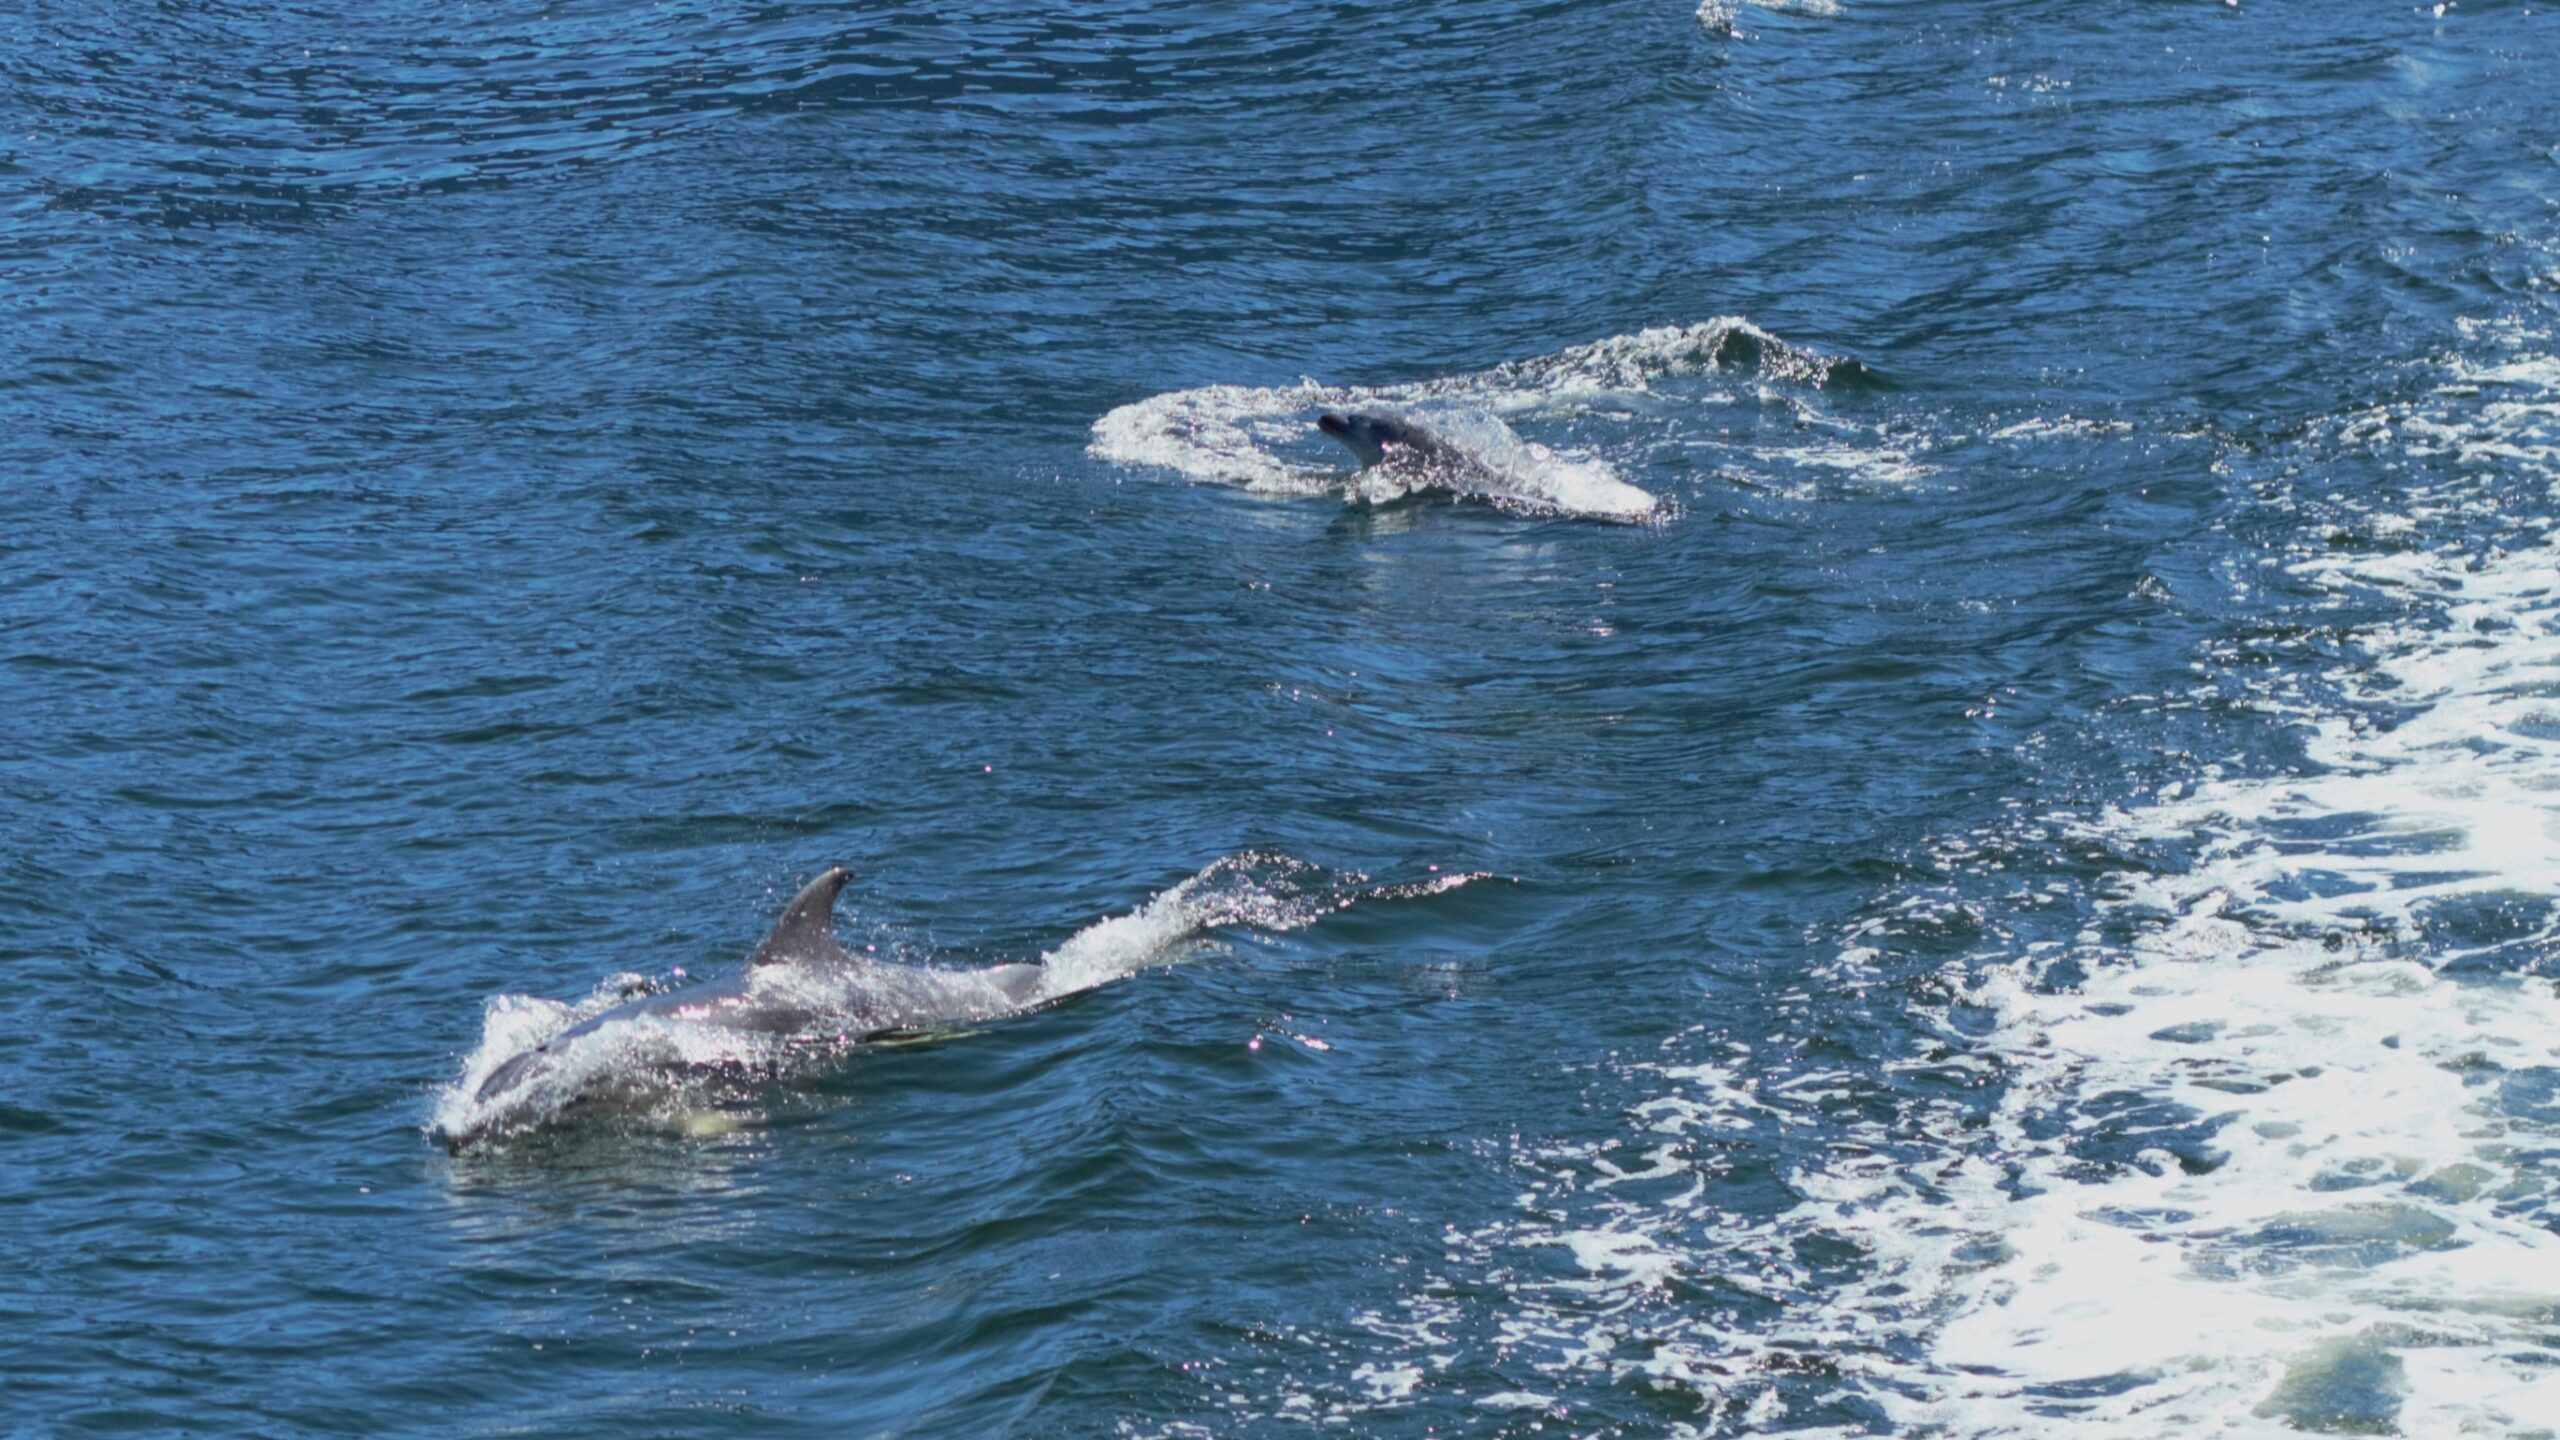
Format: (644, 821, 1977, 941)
(2254, 1330, 2408, 1436)
(2498, 1067, 2560, 1128)
(2423, 891, 2560, 978)
(2023, 1087, 2232, 1183)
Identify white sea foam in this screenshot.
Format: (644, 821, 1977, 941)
(1985, 414, 2136, 442)
(1760, 435, 1934, 489)
(1088, 318, 1858, 522)
(1205, 1040, 1907, 1431)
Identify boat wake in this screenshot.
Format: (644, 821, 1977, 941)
(1837, 332, 2560, 1438)
(1136, 327, 2560, 1438)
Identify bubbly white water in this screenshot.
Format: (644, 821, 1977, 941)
(1087, 318, 1859, 522)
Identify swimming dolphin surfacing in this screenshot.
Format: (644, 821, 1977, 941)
(1315, 408, 1658, 518)
(1317, 409, 1463, 472)
(448, 867, 1043, 1145)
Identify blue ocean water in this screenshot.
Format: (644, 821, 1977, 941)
(8, 1, 2560, 1434)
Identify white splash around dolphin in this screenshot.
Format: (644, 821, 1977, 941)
(1088, 317, 1859, 523)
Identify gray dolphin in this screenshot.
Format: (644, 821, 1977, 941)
(1314, 407, 1659, 518)
(454, 867, 1042, 1139)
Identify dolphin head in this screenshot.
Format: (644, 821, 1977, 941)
(1316, 410, 1415, 469)
(453, 865, 859, 1139)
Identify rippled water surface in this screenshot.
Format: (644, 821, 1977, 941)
(10, 2, 2560, 1436)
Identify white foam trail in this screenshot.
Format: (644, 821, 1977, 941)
(1819, 337, 2560, 1436)
(1160, 1036, 1916, 1433)
(1088, 318, 1855, 521)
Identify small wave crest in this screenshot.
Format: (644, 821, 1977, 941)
(1087, 318, 1860, 521)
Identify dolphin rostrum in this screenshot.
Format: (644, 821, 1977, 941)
(451, 867, 1044, 1141)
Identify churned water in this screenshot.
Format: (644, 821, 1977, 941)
(7, 3, 2560, 1436)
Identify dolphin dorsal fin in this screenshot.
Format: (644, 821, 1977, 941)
(751, 866, 855, 968)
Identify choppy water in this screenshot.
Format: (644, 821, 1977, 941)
(8, 3, 2560, 1436)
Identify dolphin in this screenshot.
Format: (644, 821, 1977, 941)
(1315, 407, 1658, 518)
(1316, 409, 1458, 472)
(450, 867, 1043, 1142)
